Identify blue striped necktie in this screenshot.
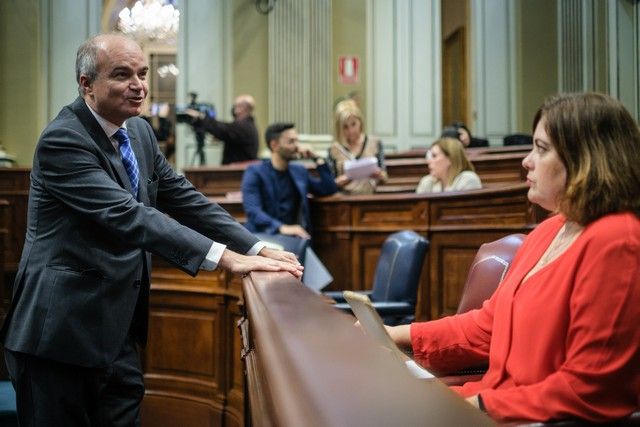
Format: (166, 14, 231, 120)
(113, 128, 139, 197)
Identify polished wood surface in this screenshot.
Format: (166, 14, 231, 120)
(241, 271, 495, 427)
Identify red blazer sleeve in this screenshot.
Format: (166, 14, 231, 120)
(481, 228, 640, 422)
(410, 293, 496, 373)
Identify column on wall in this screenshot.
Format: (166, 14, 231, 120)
(175, 0, 231, 169)
(471, 0, 517, 145)
(268, 0, 332, 134)
(607, 0, 639, 120)
(367, 0, 441, 152)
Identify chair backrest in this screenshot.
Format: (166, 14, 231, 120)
(456, 234, 525, 314)
(503, 133, 533, 146)
(370, 231, 429, 305)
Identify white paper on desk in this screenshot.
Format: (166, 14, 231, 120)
(344, 157, 380, 180)
(405, 360, 435, 379)
(301, 247, 333, 292)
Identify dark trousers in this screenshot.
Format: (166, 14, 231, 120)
(4, 336, 144, 427)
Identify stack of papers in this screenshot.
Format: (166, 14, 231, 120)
(344, 157, 380, 180)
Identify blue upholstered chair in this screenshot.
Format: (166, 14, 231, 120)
(0, 380, 17, 427)
(326, 230, 429, 326)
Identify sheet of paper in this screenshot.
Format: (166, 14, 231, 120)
(344, 157, 380, 180)
(405, 360, 435, 379)
(302, 247, 333, 292)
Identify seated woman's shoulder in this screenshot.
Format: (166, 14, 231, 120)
(416, 175, 438, 194)
(590, 212, 640, 242)
(453, 170, 482, 191)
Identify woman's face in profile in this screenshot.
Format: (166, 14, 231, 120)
(342, 117, 362, 144)
(522, 118, 567, 211)
(427, 144, 451, 182)
(457, 128, 471, 147)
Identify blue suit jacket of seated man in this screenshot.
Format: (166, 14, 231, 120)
(241, 159, 338, 235)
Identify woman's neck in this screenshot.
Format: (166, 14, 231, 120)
(346, 133, 365, 152)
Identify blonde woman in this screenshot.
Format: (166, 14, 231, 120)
(415, 137, 482, 193)
(327, 102, 387, 194)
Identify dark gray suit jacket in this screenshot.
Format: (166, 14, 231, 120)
(1, 97, 258, 368)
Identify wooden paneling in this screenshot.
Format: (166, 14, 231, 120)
(307, 184, 544, 321)
(385, 151, 527, 188)
(142, 262, 244, 426)
(428, 228, 531, 320)
(0, 168, 30, 272)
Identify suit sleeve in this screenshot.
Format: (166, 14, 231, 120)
(480, 236, 640, 423)
(307, 163, 338, 196)
(202, 117, 247, 143)
(410, 292, 495, 374)
(241, 166, 282, 234)
(132, 120, 258, 254)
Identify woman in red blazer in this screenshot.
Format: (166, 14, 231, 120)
(388, 92, 640, 424)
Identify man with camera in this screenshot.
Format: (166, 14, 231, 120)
(186, 94, 259, 165)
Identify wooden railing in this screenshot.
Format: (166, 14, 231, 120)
(240, 271, 494, 427)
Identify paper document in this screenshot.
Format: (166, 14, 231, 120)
(344, 157, 380, 180)
(343, 291, 435, 379)
(302, 247, 333, 292)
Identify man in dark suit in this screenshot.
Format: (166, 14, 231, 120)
(188, 94, 260, 165)
(241, 122, 338, 239)
(0, 33, 302, 426)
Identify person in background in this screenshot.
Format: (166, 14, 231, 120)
(188, 94, 259, 164)
(442, 121, 489, 148)
(327, 101, 387, 194)
(242, 122, 338, 239)
(0, 33, 302, 426)
(415, 137, 482, 193)
(389, 92, 640, 423)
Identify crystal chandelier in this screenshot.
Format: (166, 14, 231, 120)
(118, 0, 180, 43)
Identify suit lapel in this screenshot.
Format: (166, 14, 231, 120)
(70, 98, 134, 195)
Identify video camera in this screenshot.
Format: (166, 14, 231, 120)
(176, 92, 216, 166)
(175, 92, 216, 124)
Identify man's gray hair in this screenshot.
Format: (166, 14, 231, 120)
(75, 36, 101, 97)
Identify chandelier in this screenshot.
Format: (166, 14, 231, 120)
(118, 0, 180, 43)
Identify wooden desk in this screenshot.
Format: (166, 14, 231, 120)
(241, 271, 495, 426)
(310, 184, 544, 320)
(185, 151, 528, 198)
(210, 183, 545, 321)
(385, 144, 532, 159)
(385, 151, 527, 188)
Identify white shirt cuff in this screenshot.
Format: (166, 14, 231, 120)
(248, 241, 266, 256)
(200, 241, 266, 271)
(200, 242, 226, 271)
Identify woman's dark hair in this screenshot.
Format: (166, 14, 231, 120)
(533, 92, 640, 225)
